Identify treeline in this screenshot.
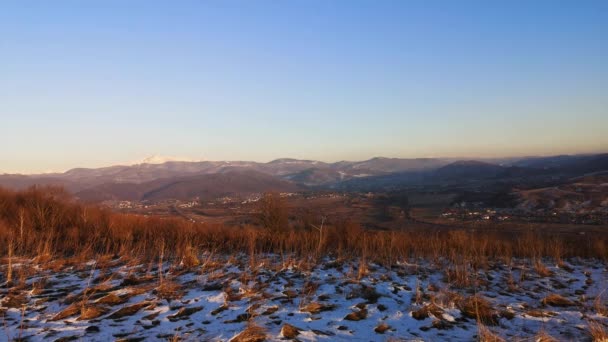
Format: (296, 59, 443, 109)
(0, 186, 606, 264)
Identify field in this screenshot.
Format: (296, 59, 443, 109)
(1, 187, 607, 341)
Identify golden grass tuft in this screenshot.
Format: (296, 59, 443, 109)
(458, 296, 499, 326)
(535, 329, 558, 342)
(588, 320, 608, 342)
(541, 294, 576, 307)
(280, 323, 300, 339)
(95, 293, 128, 306)
(412, 303, 444, 320)
(1, 293, 28, 308)
(51, 304, 80, 321)
(107, 301, 152, 320)
(301, 302, 336, 314)
(231, 323, 267, 342)
(155, 281, 184, 301)
(344, 308, 368, 321)
(78, 305, 109, 320)
(374, 323, 390, 334)
(478, 323, 505, 342)
(168, 306, 204, 321)
(534, 260, 553, 277)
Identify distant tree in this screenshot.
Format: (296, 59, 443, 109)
(392, 192, 410, 218)
(257, 192, 288, 232)
(374, 194, 393, 221)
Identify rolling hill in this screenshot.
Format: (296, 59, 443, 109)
(75, 170, 302, 202)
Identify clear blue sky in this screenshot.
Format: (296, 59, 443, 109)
(1, 1, 607, 173)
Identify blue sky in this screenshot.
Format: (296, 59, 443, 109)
(1, 1, 607, 173)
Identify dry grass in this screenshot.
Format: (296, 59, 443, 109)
(1, 187, 599, 340)
(77, 305, 108, 320)
(412, 303, 444, 320)
(95, 293, 128, 305)
(534, 260, 553, 277)
(167, 306, 203, 321)
(280, 323, 300, 338)
(155, 281, 184, 301)
(231, 323, 267, 342)
(344, 308, 368, 321)
(477, 323, 505, 342)
(0, 186, 607, 268)
(588, 320, 608, 341)
(594, 291, 608, 316)
(534, 329, 558, 342)
(51, 304, 80, 321)
(1, 293, 28, 309)
(525, 309, 556, 318)
(458, 296, 499, 326)
(374, 323, 390, 334)
(211, 303, 229, 316)
(106, 301, 152, 320)
(300, 302, 336, 314)
(261, 306, 278, 315)
(541, 294, 576, 307)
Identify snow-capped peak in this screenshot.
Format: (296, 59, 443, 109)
(136, 155, 200, 165)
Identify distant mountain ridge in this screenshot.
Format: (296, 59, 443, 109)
(1, 157, 454, 186)
(1, 153, 607, 202)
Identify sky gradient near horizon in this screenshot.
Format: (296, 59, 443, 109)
(1, 1, 607, 173)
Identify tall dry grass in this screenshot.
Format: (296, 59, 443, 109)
(0, 186, 607, 267)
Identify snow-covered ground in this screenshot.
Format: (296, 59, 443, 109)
(1, 255, 606, 341)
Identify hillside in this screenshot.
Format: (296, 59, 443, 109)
(75, 170, 302, 202)
(516, 171, 608, 213)
(1, 153, 607, 202)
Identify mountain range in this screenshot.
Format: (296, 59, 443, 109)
(1, 154, 607, 202)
